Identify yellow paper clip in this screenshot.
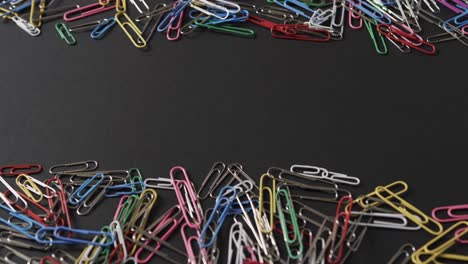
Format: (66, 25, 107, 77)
(16, 174, 44, 203)
(115, 0, 127, 13)
(411, 221, 468, 264)
(29, 0, 46, 27)
(258, 173, 276, 234)
(374, 185, 443, 235)
(127, 188, 157, 255)
(345, 180, 408, 212)
(115, 12, 147, 49)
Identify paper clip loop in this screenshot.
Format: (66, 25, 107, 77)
(0, 164, 42, 176)
(115, 12, 147, 48)
(90, 18, 116, 39)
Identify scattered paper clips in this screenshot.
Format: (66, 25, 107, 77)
(0, 0, 466, 53)
(0, 160, 466, 263)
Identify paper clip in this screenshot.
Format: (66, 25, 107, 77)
(69, 20, 102, 32)
(170, 166, 203, 229)
(16, 174, 57, 202)
(166, 4, 184, 41)
(276, 185, 303, 260)
(51, 226, 114, 246)
(116, 0, 126, 13)
(387, 243, 415, 264)
(157, 0, 190, 32)
(55, 23, 76, 46)
(2, 245, 42, 264)
(143, 177, 174, 190)
(377, 24, 436, 55)
(29, 0, 45, 27)
(194, 19, 255, 37)
(374, 184, 443, 235)
(0, 176, 28, 213)
(0, 164, 42, 176)
(436, 0, 467, 13)
(40, 256, 61, 264)
(199, 186, 236, 248)
(345, 0, 391, 24)
(411, 221, 468, 263)
(355, 180, 408, 210)
(248, 15, 278, 30)
(271, 24, 331, 41)
(290, 164, 361, 186)
(350, 211, 421, 230)
(90, 18, 116, 39)
(11, 15, 41, 36)
(129, 0, 149, 13)
(432, 204, 468, 222)
(115, 12, 147, 48)
(63, 3, 116, 22)
(327, 196, 352, 264)
(68, 173, 105, 206)
(49, 160, 98, 174)
(258, 173, 276, 234)
(364, 19, 388, 55)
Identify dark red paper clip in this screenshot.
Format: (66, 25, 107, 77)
(248, 15, 278, 30)
(271, 24, 331, 42)
(0, 164, 42, 176)
(40, 256, 61, 264)
(377, 24, 436, 55)
(327, 195, 353, 264)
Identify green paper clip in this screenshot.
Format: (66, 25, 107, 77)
(194, 20, 255, 37)
(55, 22, 76, 45)
(364, 20, 387, 55)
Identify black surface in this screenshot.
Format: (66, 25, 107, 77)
(0, 1, 467, 262)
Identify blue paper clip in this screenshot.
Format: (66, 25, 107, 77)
(157, 0, 189, 32)
(444, 10, 468, 30)
(345, 0, 391, 24)
(53, 226, 114, 246)
(199, 186, 236, 248)
(68, 173, 105, 206)
(274, 0, 315, 19)
(91, 18, 117, 39)
(105, 182, 145, 197)
(35, 227, 73, 245)
(223, 198, 258, 215)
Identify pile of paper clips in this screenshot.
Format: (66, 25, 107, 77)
(0, 161, 467, 263)
(0, 0, 466, 54)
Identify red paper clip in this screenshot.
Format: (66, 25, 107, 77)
(271, 24, 331, 42)
(327, 195, 353, 264)
(40, 256, 61, 264)
(63, 3, 116, 22)
(0, 164, 42, 176)
(377, 23, 436, 55)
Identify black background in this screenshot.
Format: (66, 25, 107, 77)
(0, 1, 467, 262)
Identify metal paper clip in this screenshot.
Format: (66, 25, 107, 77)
(0, 231, 51, 250)
(69, 20, 102, 32)
(11, 15, 41, 36)
(90, 18, 116, 39)
(0, 164, 42, 176)
(350, 211, 421, 230)
(144, 177, 174, 190)
(387, 243, 415, 264)
(138, 3, 169, 41)
(0, 176, 28, 213)
(2, 245, 42, 264)
(115, 12, 147, 48)
(290, 164, 361, 186)
(374, 184, 443, 235)
(129, 0, 149, 13)
(49, 160, 97, 174)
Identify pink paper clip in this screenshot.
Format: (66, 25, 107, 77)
(436, 0, 467, 13)
(348, 1, 363, 29)
(463, 25, 467, 35)
(170, 166, 203, 229)
(135, 206, 184, 263)
(454, 226, 468, 244)
(63, 3, 116, 22)
(432, 204, 468, 223)
(167, 3, 184, 41)
(181, 223, 210, 264)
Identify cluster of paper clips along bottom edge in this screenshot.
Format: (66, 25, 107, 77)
(0, 161, 466, 263)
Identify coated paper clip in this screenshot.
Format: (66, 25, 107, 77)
(377, 24, 437, 55)
(63, 3, 116, 22)
(271, 24, 331, 41)
(0, 164, 42, 176)
(55, 23, 76, 46)
(115, 12, 147, 48)
(90, 18, 116, 39)
(432, 204, 468, 222)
